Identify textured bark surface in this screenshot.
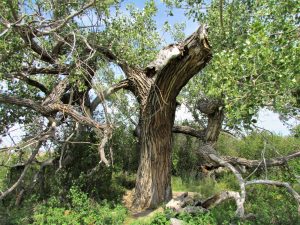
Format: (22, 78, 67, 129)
(131, 26, 212, 210)
(132, 102, 176, 209)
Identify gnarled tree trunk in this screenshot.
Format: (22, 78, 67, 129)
(133, 102, 176, 209)
(131, 25, 212, 209)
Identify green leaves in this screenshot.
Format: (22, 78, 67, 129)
(95, 0, 161, 68)
(180, 0, 299, 128)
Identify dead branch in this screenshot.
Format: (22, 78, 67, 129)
(172, 125, 206, 139)
(246, 180, 300, 214)
(202, 190, 242, 209)
(218, 151, 300, 169)
(201, 150, 300, 217)
(208, 154, 246, 217)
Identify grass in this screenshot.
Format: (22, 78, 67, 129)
(124, 207, 165, 225)
(171, 176, 230, 198)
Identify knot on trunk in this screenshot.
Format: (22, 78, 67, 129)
(196, 97, 223, 115)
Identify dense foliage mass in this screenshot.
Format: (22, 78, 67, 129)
(0, 0, 299, 224)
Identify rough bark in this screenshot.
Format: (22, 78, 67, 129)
(131, 25, 212, 209)
(172, 125, 206, 139)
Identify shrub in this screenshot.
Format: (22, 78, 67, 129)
(32, 186, 127, 225)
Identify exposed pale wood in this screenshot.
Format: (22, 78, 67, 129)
(208, 154, 246, 217)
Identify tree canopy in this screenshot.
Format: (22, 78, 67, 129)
(0, 0, 299, 223)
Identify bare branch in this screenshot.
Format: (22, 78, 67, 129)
(200, 150, 300, 217)
(221, 151, 300, 169)
(172, 125, 206, 139)
(90, 79, 130, 112)
(4, 72, 49, 94)
(202, 190, 242, 209)
(37, 0, 95, 35)
(0, 122, 56, 200)
(208, 153, 246, 217)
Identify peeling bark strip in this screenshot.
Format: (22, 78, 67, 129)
(131, 25, 212, 210)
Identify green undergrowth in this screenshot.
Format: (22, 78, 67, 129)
(172, 176, 232, 198)
(1, 132, 299, 224)
(141, 175, 300, 225)
(0, 186, 128, 225)
(32, 186, 127, 225)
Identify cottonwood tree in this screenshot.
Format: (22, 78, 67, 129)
(0, 0, 299, 214)
(0, 0, 212, 209)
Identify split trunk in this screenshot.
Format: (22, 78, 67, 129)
(129, 26, 212, 209)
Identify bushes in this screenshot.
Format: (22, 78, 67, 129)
(0, 186, 127, 224)
(244, 185, 300, 225)
(32, 186, 127, 225)
(145, 210, 221, 225)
